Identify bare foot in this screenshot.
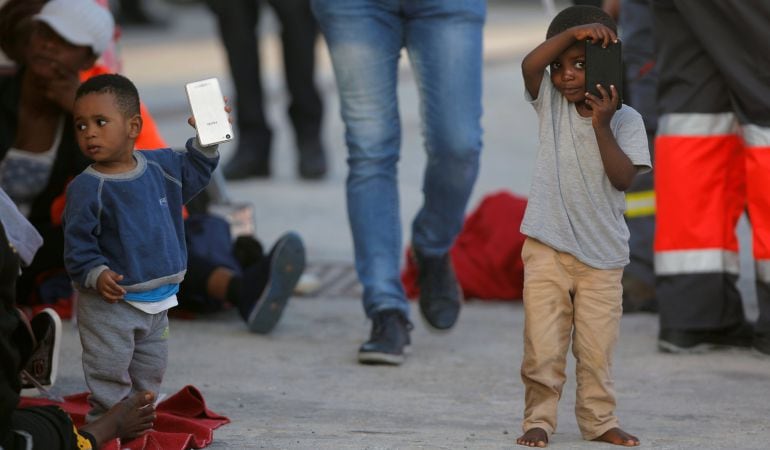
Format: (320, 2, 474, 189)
(516, 427, 548, 447)
(80, 391, 156, 447)
(593, 427, 640, 446)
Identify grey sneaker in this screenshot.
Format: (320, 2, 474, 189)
(358, 310, 412, 365)
(412, 248, 462, 331)
(21, 308, 61, 389)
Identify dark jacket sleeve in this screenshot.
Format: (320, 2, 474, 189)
(180, 138, 219, 203)
(0, 221, 22, 444)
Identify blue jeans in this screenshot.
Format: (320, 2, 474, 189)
(311, 0, 486, 318)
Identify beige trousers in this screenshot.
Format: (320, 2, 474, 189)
(520, 238, 623, 440)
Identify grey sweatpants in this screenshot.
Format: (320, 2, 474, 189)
(77, 291, 169, 422)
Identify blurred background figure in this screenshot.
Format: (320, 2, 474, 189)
(112, 0, 168, 27)
(603, 0, 658, 313)
(652, 0, 770, 355)
(0, 0, 167, 312)
(205, 0, 327, 180)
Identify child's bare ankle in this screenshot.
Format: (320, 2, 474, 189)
(592, 427, 639, 447)
(516, 427, 548, 447)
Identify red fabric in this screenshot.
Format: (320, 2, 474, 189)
(654, 134, 744, 252)
(402, 190, 527, 301)
(19, 385, 229, 450)
(21, 298, 74, 321)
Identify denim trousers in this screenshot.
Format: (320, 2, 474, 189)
(311, 0, 486, 318)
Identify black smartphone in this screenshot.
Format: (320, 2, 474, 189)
(585, 40, 623, 109)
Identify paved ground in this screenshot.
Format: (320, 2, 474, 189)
(45, 1, 770, 448)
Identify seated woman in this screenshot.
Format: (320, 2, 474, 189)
(0, 0, 305, 334)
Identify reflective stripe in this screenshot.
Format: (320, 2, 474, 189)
(625, 190, 655, 218)
(756, 260, 770, 283)
(743, 124, 770, 148)
(9, 430, 33, 450)
(655, 249, 740, 275)
(658, 112, 738, 136)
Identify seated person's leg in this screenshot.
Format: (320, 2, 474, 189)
(8, 391, 156, 450)
(181, 223, 305, 334)
(2, 222, 155, 449)
(229, 232, 305, 334)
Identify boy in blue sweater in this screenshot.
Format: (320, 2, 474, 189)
(63, 74, 223, 421)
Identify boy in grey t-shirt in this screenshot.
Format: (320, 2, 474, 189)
(516, 6, 650, 448)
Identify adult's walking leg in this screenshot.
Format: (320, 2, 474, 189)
(206, 0, 273, 179)
(270, 0, 327, 178)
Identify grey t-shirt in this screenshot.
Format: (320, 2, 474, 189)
(520, 72, 651, 269)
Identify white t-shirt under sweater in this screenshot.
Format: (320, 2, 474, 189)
(521, 72, 651, 269)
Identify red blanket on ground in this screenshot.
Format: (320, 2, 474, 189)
(19, 385, 229, 450)
(402, 190, 527, 301)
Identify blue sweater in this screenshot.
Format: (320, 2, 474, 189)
(63, 138, 218, 292)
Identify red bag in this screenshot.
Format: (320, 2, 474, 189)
(402, 190, 527, 301)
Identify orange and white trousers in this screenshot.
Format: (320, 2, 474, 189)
(653, 0, 770, 334)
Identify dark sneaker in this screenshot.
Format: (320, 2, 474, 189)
(358, 310, 412, 365)
(223, 133, 272, 180)
(412, 248, 462, 331)
(244, 232, 305, 334)
(297, 137, 328, 180)
(658, 322, 754, 353)
(754, 333, 770, 356)
(20, 308, 62, 389)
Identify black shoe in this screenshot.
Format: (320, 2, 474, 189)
(297, 137, 327, 180)
(754, 333, 770, 356)
(233, 235, 264, 269)
(658, 322, 754, 353)
(223, 133, 272, 180)
(243, 232, 305, 334)
(412, 248, 462, 331)
(358, 310, 412, 365)
(223, 152, 270, 179)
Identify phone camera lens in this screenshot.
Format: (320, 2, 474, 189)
(226, 134, 231, 139)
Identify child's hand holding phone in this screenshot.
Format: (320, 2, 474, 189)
(187, 97, 232, 132)
(571, 23, 617, 48)
(185, 78, 234, 146)
(585, 83, 620, 128)
(585, 39, 623, 110)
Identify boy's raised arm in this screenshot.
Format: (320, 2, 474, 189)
(522, 24, 617, 100)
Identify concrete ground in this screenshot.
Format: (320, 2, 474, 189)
(46, 1, 770, 448)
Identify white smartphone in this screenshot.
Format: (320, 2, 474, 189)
(185, 78, 233, 146)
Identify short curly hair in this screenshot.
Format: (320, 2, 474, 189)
(76, 74, 141, 117)
(546, 5, 617, 39)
